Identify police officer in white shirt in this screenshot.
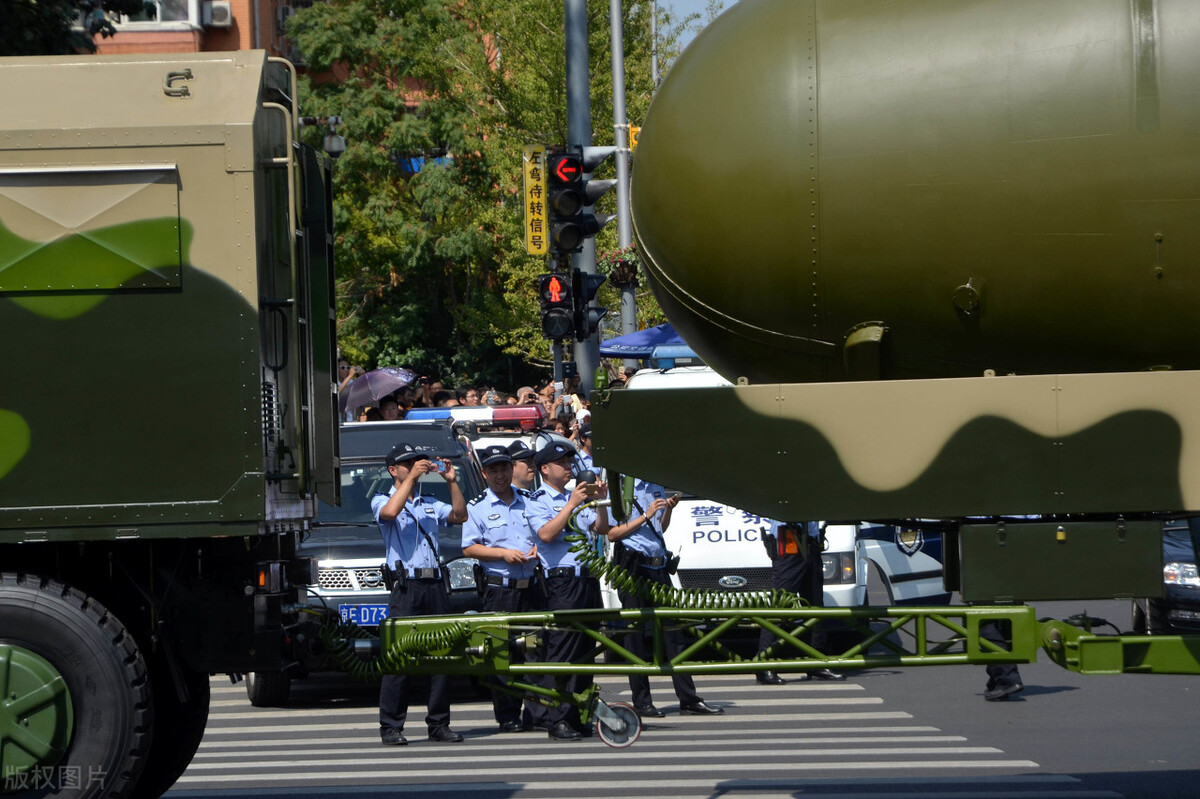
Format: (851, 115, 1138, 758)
(608, 478, 725, 718)
(372, 443, 467, 746)
(527, 440, 610, 739)
(462, 445, 544, 732)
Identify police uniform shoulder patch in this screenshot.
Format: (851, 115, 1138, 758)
(469, 492, 488, 506)
(517, 487, 534, 499)
(530, 488, 547, 499)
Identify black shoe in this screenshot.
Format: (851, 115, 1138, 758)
(575, 723, 594, 738)
(380, 727, 408, 746)
(428, 726, 463, 742)
(547, 721, 583, 741)
(634, 704, 665, 718)
(984, 682, 1024, 701)
(756, 671, 787, 685)
(680, 701, 725, 716)
(808, 668, 846, 681)
(498, 720, 524, 733)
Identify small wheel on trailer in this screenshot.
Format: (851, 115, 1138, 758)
(0, 572, 152, 799)
(595, 701, 642, 748)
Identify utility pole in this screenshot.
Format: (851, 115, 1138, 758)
(564, 0, 601, 396)
(610, 0, 638, 374)
(651, 0, 660, 85)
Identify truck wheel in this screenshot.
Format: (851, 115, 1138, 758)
(128, 661, 210, 799)
(0, 573, 151, 799)
(245, 670, 290, 707)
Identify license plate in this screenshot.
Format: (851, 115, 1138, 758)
(339, 604, 389, 626)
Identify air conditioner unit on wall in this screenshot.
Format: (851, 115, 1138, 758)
(202, 0, 233, 28)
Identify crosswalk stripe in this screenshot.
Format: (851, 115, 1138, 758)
(192, 729, 969, 748)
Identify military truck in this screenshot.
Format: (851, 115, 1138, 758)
(593, 0, 1200, 633)
(0, 52, 338, 798)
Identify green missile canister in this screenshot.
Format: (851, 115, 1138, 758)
(632, 0, 1200, 384)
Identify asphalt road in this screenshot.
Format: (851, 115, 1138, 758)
(164, 597, 1199, 799)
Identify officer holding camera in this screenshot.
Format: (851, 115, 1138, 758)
(527, 440, 610, 740)
(372, 443, 468, 746)
(608, 478, 725, 718)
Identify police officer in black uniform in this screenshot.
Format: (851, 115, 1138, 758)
(755, 521, 846, 684)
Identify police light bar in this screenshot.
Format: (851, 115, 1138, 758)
(404, 405, 546, 431)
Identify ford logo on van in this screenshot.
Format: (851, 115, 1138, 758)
(718, 575, 749, 589)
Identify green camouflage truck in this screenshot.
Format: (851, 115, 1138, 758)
(0, 52, 338, 797)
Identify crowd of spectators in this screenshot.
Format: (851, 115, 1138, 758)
(338, 356, 638, 433)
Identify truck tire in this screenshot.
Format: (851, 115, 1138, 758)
(0, 572, 151, 799)
(128, 660, 210, 799)
(245, 670, 290, 707)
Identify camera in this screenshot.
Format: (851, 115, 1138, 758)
(432, 461, 447, 473)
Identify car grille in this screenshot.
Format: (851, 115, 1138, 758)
(317, 567, 384, 591)
(677, 567, 773, 592)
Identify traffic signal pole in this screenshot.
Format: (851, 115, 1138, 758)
(565, 0, 601, 396)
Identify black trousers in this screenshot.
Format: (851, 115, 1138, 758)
(379, 578, 450, 732)
(482, 583, 546, 725)
(617, 566, 702, 708)
(757, 545, 827, 656)
(982, 619, 1022, 688)
(544, 574, 601, 727)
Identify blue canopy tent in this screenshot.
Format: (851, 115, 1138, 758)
(599, 323, 689, 357)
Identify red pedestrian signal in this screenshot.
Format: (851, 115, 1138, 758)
(538, 273, 573, 339)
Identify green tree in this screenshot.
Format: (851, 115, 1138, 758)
(3, 0, 148, 56)
(288, 0, 689, 387)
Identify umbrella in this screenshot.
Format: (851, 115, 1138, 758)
(599, 323, 689, 357)
(338, 367, 416, 416)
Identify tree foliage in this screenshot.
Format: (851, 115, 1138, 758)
(288, 0, 693, 386)
(2, 0, 148, 56)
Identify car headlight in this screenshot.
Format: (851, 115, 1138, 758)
(821, 552, 856, 584)
(1164, 561, 1200, 587)
(447, 558, 479, 591)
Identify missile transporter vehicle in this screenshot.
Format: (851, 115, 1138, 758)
(0, 52, 338, 797)
(593, 0, 1200, 665)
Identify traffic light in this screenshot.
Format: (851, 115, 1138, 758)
(572, 268, 607, 340)
(545, 148, 618, 255)
(537, 273, 573, 339)
(546, 153, 586, 254)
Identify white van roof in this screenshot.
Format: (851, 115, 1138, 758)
(625, 365, 733, 390)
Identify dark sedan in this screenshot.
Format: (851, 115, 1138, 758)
(1132, 519, 1200, 634)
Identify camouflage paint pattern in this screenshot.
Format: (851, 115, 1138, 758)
(593, 369, 1200, 521)
(0, 51, 324, 539)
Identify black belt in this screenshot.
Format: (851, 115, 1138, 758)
(548, 566, 591, 579)
(637, 555, 666, 568)
(406, 568, 441, 580)
(485, 574, 533, 589)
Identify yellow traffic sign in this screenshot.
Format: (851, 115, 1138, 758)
(523, 144, 548, 255)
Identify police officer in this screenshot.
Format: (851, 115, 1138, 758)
(527, 440, 610, 740)
(575, 424, 595, 472)
(462, 445, 544, 732)
(508, 440, 537, 491)
(608, 478, 725, 717)
(755, 521, 846, 685)
(373, 443, 468, 746)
